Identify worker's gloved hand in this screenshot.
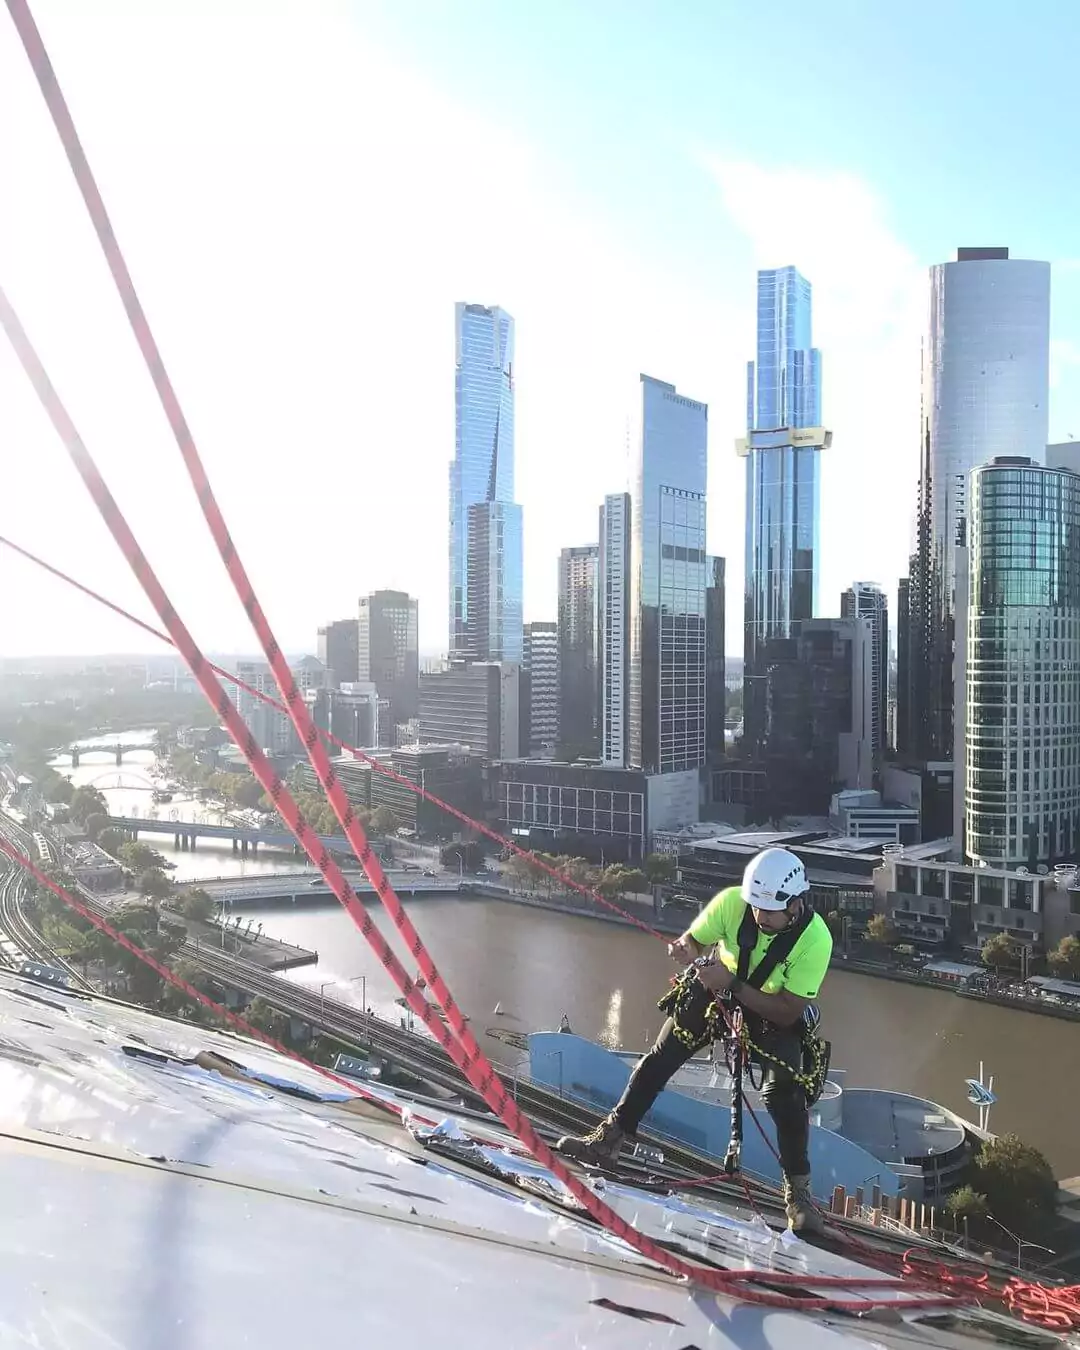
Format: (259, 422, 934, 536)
(667, 933, 700, 966)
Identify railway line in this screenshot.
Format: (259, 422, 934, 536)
(0, 815, 88, 986)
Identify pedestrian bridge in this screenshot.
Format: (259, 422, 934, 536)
(106, 813, 351, 854)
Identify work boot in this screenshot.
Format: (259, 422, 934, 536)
(555, 1115, 627, 1168)
(783, 1173, 825, 1236)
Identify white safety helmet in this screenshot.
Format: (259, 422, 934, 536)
(742, 847, 809, 912)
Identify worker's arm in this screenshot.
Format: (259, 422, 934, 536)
(697, 916, 833, 1027)
(697, 963, 809, 1026)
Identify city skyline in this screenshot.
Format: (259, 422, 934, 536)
(7, 4, 1080, 663)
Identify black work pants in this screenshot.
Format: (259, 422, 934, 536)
(611, 977, 810, 1177)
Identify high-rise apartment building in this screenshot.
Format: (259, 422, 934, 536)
(599, 492, 631, 767)
(629, 374, 708, 775)
(900, 249, 1051, 762)
(358, 590, 419, 743)
(706, 556, 726, 764)
(521, 622, 559, 757)
(449, 303, 522, 663)
(740, 266, 830, 755)
(558, 545, 600, 757)
(317, 619, 360, 688)
(841, 582, 888, 782)
(420, 661, 519, 760)
(965, 457, 1080, 868)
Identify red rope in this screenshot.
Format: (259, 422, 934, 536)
(4, 0, 1077, 1325)
(0, 221, 959, 1328)
(0, 535, 666, 943)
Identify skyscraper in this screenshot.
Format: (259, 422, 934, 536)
(841, 582, 888, 783)
(358, 590, 419, 742)
(449, 303, 522, 662)
(740, 266, 830, 755)
(521, 621, 559, 756)
(558, 545, 600, 757)
(965, 457, 1080, 868)
(317, 619, 360, 688)
(599, 492, 631, 767)
(630, 374, 708, 775)
(900, 249, 1050, 761)
(706, 556, 726, 764)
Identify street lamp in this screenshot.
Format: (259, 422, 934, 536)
(349, 974, 367, 1015)
(319, 981, 334, 1019)
(986, 1215, 1056, 1272)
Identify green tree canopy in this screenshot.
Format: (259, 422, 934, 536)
(176, 887, 216, 923)
(119, 840, 170, 874)
(370, 806, 401, 836)
(137, 868, 174, 901)
(1048, 934, 1080, 980)
(643, 853, 676, 886)
(83, 812, 109, 842)
(981, 932, 1019, 972)
(944, 1184, 990, 1226)
(865, 913, 899, 946)
(69, 785, 109, 824)
(970, 1133, 1058, 1235)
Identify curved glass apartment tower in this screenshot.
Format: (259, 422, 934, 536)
(966, 457, 1080, 867)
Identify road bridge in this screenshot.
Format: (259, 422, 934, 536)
(68, 744, 155, 768)
(106, 813, 352, 855)
(182, 872, 461, 904)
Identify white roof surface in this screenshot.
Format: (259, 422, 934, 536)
(0, 969, 1064, 1348)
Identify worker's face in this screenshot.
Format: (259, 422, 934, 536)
(753, 898, 801, 933)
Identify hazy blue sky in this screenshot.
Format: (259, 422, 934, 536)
(3, 0, 1079, 658)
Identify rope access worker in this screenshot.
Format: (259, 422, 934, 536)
(556, 847, 833, 1235)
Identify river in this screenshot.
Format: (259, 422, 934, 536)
(52, 737, 1080, 1177)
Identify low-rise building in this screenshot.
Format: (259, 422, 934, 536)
(829, 790, 919, 844)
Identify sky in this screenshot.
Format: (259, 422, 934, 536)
(3, 0, 1080, 661)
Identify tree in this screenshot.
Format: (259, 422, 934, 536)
(83, 812, 109, 842)
(46, 776, 75, 805)
(70, 785, 109, 825)
(97, 828, 126, 858)
(945, 1184, 990, 1228)
(981, 932, 1019, 973)
(970, 1133, 1058, 1235)
(440, 840, 485, 872)
(370, 806, 400, 836)
(137, 868, 174, 901)
(232, 776, 265, 810)
(1048, 934, 1080, 980)
(643, 853, 676, 886)
(865, 913, 899, 946)
(177, 887, 216, 923)
(119, 840, 170, 874)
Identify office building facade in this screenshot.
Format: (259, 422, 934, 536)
(630, 374, 709, 776)
(841, 582, 888, 782)
(965, 457, 1080, 868)
(317, 619, 359, 688)
(521, 621, 559, 757)
(900, 249, 1051, 762)
(558, 544, 600, 757)
(358, 590, 419, 742)
(599, 492, 631, 767)
(236, 658, 331, 755)
(760, 618, 873, 817)
(740, 266, 829, 755)
(449, 303, 522, 663)
(420, 661, 519, 760)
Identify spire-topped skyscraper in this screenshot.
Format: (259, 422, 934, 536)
(740, 266, 830, 755)
(449, 303, 523, 664)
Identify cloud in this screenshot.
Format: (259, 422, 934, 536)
(702, 157, 926, 622)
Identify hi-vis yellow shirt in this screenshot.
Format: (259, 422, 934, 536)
(688, 887, 832, 999)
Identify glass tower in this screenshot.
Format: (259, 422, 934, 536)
(450, 303, 520, 661)
(629, 374, 709, 775)
(902, 249, 1050, 761)
(740, 266, 828, 755)
(965, 458, 1080, 868)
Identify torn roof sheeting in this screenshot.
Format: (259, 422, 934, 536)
(0, 970, 1067, 1349)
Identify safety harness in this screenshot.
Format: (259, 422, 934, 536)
(658, 899, 832, 1111)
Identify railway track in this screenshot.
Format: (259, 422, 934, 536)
(0, 812, 92, 986)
